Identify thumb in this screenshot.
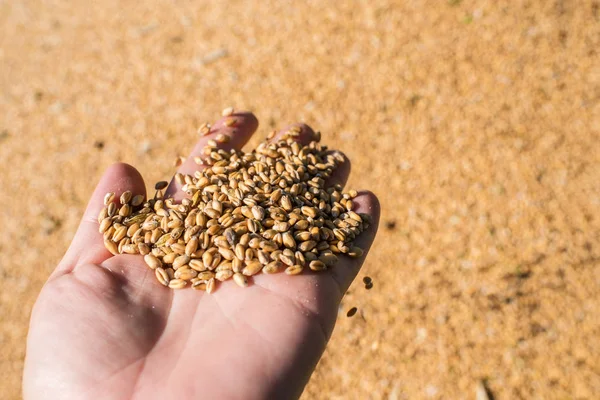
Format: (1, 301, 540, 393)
(52, 163, 146, 279)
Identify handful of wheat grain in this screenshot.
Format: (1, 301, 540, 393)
(98, 122, 370, 293)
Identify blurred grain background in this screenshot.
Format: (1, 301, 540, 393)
(1, 0, 599, 398)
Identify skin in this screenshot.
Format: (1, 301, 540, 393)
(23, 112, 380, 400)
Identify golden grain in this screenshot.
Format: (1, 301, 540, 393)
(263, 260, 283, 274)
(144, 254, 162, 269)
(173, 155, 185, 167)
(216, 269, 234, 281)
(175, 267, 197, 280)
(104, 239, 119, 255)
(104, 192, 115, 206)
(309, 260, 327, 271)
(189, 259, 207, 272)
(107, 202, 117, 217)
(195, 271, 214, 281)
(99, 127, 369, 292)
(168, 279, 187, 289)
(233, 272, 248, 287)
(170, 242, 186, 254)
(162, 252, 177, 264)
(206, 278, 216, 294)
(282, 232, 296, 248)
(154, 182, 168, 191)
(185, 237, 199, 256)
(99, 217, 112, 233)
(319, 253, 338, 266)
(232, 257, 244, 273)
(242, 261, 263, 276)
(215, 133, 230, 143)
(348, 246, 364, 258)
(165, 267, 175, 279)
(285, 265, 304, 275)
(173, 254, 191, 269)
(138, 243, 151, 255)
(120, 191, 132, 205)
(112, 225, 127, 242)
(121, 244, 137, 254)
(155, 267, 169, 286)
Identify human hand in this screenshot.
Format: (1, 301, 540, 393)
(23, 112, 380, 400)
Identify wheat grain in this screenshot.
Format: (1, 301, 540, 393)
(98, 122, 370, 294)
(233, 272, 248, 287)
(104, 192, 115, 206)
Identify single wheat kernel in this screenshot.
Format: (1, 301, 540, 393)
(120, 191, 132, 205)
(195, 271, 214, 281)
(138, 243, 151, 255)
(169, 279, 187, 289)
(155, 181, 168, 190)
(232, 257, 243, 273)
(215, 133, 230, 143)
(98, 207, 108, 223)
(222, 106, 234, 117)
(162, 252, 177, 264)
(173, 156, 186, 167)
(104, 239, 119, 255)
(206, 278, 216, 294)
(216, 261, 233, 272)
(185, 237, 199, 256)
(233, 272, 248, 287)
(348, 246, 364, 258)
(199, 125, 211, 136)
(175, 268, 197, 280)
(189, 259, 207, 272)
(198, 122, 211, 135)
(170, 242, 186, 254)
(99, 218, 112, 233)
(104, 192, 115, 206)
(112, 226, 127, 242)
(131, 195, 144, 207)
(298, 240, 317, 252)
(279, 254, 294, 266)
(122, 244, 138, 254)
(155, 267, 169, 286)
(173, 254, 191, 269)
(285, 265, 303, 275)
(309, 260, 327, 271)
(107, 202, 117, 217)
(263, 260, 283, 274)
(319, 253, 338, 266)
(165, 267, 175, 280)
(216, 269, 234, 281)
(242, 261, 263, 276)
(119, 204, 131, 217)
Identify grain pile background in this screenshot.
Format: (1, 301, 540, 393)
(1, 0, 599, 398)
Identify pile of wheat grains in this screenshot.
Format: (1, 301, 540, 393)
(97, 117, 370, 293)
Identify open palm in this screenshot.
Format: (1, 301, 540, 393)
(23, 112, 379, 400)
